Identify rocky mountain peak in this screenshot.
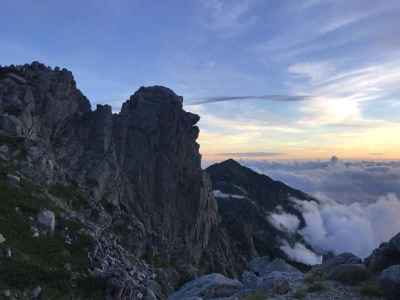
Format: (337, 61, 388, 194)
(0, 62, 91, 140)
(134, 85, 183, 105)
(121, 86, 183, 114)
(217, 158, 243, 169)
(118, 85, 199, 140)
(203, 159, 318, 274)
(0, 61, 81, 96)
(0, 62, 220, 298)
(207, 158, 275, 188)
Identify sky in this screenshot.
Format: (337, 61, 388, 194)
(1, 0, 400, 160)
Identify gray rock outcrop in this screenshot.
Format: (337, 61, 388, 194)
(325, 252, 362, 266)
(241, 258, 304, 293)
(167, 273, 243, 300)
(0, 233, 5, 244)
(37, 210, 56, 232)
(379, 265, 400, 300)
(248, 256, 271, 276)
(326, 264, 369, 285)
(366, 233, 400, 273)
(262, 258, 304, 276)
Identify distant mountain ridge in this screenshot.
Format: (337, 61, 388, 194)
(205, 159, 318, 270)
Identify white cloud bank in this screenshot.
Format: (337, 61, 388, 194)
(294, 194, 400, 259)
(268, 211, 300, 234)
(243, 159, 400, 204)
(243, 159, 400, 263)
(281, 241, 322, 265)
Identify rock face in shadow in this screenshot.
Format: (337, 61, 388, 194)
(168, 273, 243, 300)
(0, 62, 218, 287)
(379, 265, 400, 300)
(365, 232, 400, 273)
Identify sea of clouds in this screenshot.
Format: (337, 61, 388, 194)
(208, 158, 400, 264)
(244, 159, 400, 262)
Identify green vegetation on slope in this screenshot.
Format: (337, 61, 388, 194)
(0, 169, 105, 299)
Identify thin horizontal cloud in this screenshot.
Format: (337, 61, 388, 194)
(187, 94, 314, 105)
(322, 120, 388, 130)
(215, 152, 284, 158)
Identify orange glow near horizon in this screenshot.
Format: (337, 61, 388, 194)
(197, 127, 400, 161)
(184, 89, 400, 161)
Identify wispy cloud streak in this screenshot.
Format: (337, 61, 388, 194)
(214, 152, 284, 157)
(187, 94, 314, 105)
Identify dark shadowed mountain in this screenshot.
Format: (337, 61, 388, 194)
(203, 159, 318, 272)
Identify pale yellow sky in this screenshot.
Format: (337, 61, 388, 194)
(196, 114, 400, 161)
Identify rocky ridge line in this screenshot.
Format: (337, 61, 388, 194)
(0, 62, 219, 299)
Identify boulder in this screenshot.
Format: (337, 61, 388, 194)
(379, 265, 400, 300)
(37, 210, 56, 232)
(271, 277, 290, 295)
(241, 259, 303, 295)
(168, 274, 243, 300)
(323, 253, 362, 268)
(258, 271, 291, 295)
(306, 253, 364, 283)
(6, 174, 21, 186)
(5, 248, 12, 257)
(263, 258, 303, 275)
(366, 233, 400, 273)
(240, 271, 259, 289)
(0, 233, 5, 244)
(248, 256, 271, 276)
(31, 286, 42, 299)
(327, 264, 369, 285)
(3, 289, 10, 297)
(312, 252, 362, 278)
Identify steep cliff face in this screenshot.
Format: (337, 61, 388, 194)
(52, 85, 218, 268)
(0, 62, 218, 298)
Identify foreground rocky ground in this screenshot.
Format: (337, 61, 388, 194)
(169, 248, 400, 300)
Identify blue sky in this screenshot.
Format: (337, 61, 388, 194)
(1, 0, 400, 159)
